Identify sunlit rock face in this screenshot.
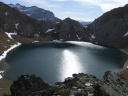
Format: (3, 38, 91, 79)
(86, 4, 128, 48)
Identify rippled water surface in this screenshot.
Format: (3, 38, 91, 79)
(4, 41, 127, 84)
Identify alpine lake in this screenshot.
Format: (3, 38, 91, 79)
(4, 41, 128, 84)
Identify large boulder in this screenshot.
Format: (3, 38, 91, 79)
(99, 71, 128, 96)
(10, 75, 51, 96)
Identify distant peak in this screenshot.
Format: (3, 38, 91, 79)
(9, 3, 23, 8)
(31, 6, 38, 8)
(8, 3, 61, 22)
(16, 3, 21, 5)
(63, 17, 76, 22)
(9, 3, 15, 7)
(9, 3, 14, 5)
(65, 17, 72, 20)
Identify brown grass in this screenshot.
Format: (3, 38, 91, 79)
(12, 35, 54, 44)
(0, 60, 4, 70)
(120, 68, 128, 78)
(0, 77, 13, 96)
(0, 29, 17, 54)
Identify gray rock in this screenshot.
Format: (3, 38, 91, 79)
(9, 72, 128, 96)
(100, 71, 128, 96)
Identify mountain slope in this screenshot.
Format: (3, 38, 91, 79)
(9, 3, 61, 22)
(86, 4, 128, 48)
(0, 2, 88, 42)
(47, 18, 88, 41)
(3, 2, 128, 49)
(0, 28, 17, 55)
(0, 2, 55, 38)
(0, 1, 56, 56)
(0, 2, 88, 74)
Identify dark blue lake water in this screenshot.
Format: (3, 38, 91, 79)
(4, 41, 127, 84)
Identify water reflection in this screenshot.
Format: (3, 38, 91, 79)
(59, 50, 84, 81)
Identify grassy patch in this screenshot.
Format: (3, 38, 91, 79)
(12, 35, 54, 44)
(0, 28, 17, 55)
(120, 68, 128, 78)
(0, 77, 13, 96)
(0, 59, 4, 70)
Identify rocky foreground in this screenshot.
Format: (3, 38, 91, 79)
(3, 71, 128, 96)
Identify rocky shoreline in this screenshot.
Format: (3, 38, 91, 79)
(1, 71, 128, 96)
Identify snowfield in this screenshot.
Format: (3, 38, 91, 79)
(124, 32, 128, 37)
(5, 32, 17, 39)
(46, 28, 55, 33)
(0, 71, 4, 79)
(0, 43, 21, 61)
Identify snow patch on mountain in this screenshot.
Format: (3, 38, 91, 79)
(0, 71, 4, 79)
(15, 3, 22, 9)
(32, 41, 39, 43)
(27, 14, 32, 16)
(0, 74, 2, 79)
(123, 32, 128, 37)
(91, 34, 95, 39)
(5, 32, 17, 39)
(46, 28, 55, 33)
(60, 39, 64, 41)
(84, 26, 88, 28)
(76, 34, 81, 40)
(0, 43, 21, 61)
(34, 34, 39, 37)
(15, 23, 19, 29)
(5, 12, 8, 16)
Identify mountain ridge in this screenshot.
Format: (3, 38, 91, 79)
(9, 3, 61, 22)
(86, 4, 128, 48)
(1, 2, 128, 49)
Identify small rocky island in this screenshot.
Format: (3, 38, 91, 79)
(2, 71, 128, 96)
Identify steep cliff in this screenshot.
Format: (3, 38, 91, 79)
(86, 4, 128, 48)
(9, 3, 61, 22)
